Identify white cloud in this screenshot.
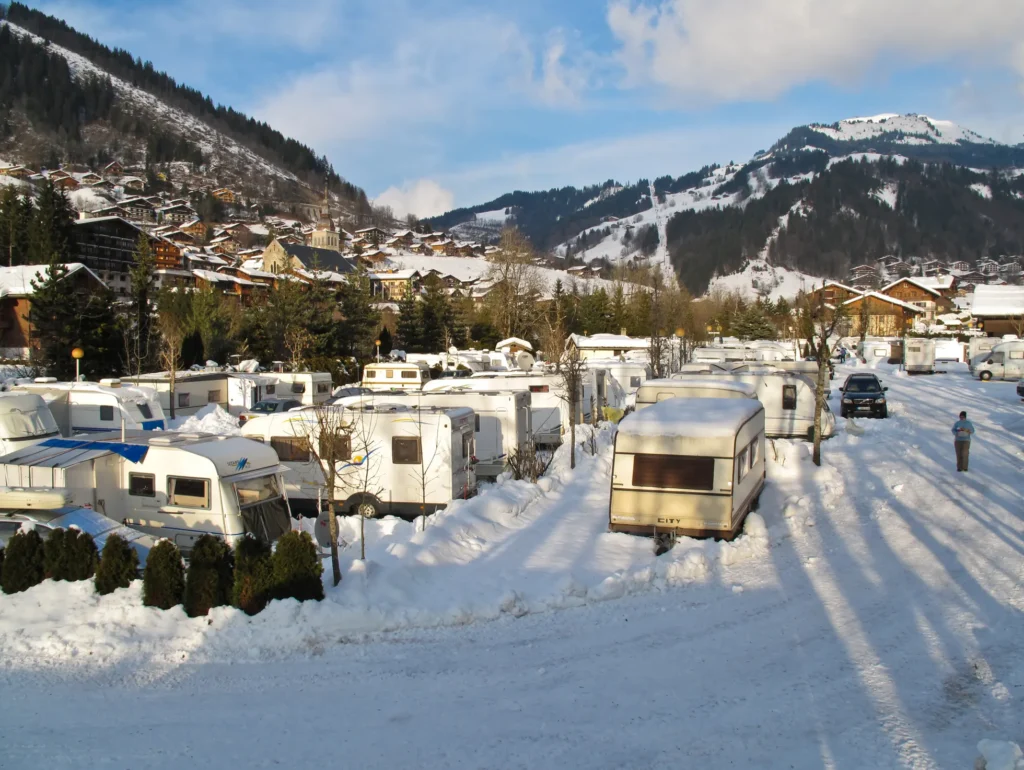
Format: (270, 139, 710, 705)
(375, 179, 455, 219)
(607, 0, 1024, 101)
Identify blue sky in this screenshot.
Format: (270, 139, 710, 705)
(24, 0, 1024, 216)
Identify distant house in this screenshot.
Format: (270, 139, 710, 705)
(180, 218, 209, 240)
(566, 333, 649, 361)
(156, 204, 197, 224)
(949, 260, 971, 273)
(120, 176, 145, 193)
(0, 165, 35, 179)
(353, 226, 389, 246)
(119, 197, 157, 222)
(969, 285, 1024, 336)
(211, 187, 236, 204)
(71, 217, 182, 297)
(103, 161, 124, 177)
(261, 239, 357, 276)
(368, 270, 417, 301)
(842, 292, 924, 336)
(192, 269, 256, 303)
(879, 276, 954, 321)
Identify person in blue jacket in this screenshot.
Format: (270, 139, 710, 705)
(951, 410, 975, 472)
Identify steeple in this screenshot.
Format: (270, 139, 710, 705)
(316, 182, 335, 232)
(310, 180, 341, 252)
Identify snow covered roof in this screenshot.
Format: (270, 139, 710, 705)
(969, 285, 1024, 317)
(496, 337, 533, 352)
(880, 277, 941, 297)
(911, 275, 955, 291)
(193, 269, 255, 287)
(568, 333, 650, 350)
(368, 269, 417, 280)
(0, 263, 105, 297)
(842, 292, 925, 313)
(619, 397, 763, 439)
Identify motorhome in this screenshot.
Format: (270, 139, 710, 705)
(973, 340, 1024, 381)
(13, 379, 166, 434)
(241, 403, 477, 521)
(636, 379, 758, 410)
(858, 339, 892, 363)
(361, 362, 432, 391)
(271, 372, 333, 406)
(667, 372, 835, 440)
(608, 398, 766, 541)
(0, 432, 292, 551)
(424, 371, 593, 446)
(0, 393, 60, 456)
(334, 390, 531, 479)
(968, 337, 1004, 374)
(904, 339, 937, 374)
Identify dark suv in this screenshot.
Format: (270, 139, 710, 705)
(839, 373, 889, 418)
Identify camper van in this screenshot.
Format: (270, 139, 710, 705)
(973, 340, 1024, 381)
(968, 337, 1002, 370)
(904, 339, 936, 375)
(241, 404, 476, 521)
(271, 372, 333, 406)
(13, 379, 166, 434)
(362, 362, 432, 391)
(335, 390, 531, 479)
(665, 372, 834, 440)
(608, 398, 766, 541)
(636, 379, 758, 409)
(0, 432, 292, 551)
(0, 393, 60, 456)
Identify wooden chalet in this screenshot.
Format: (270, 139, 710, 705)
(879, 277, 954, 321)
(103, 161, 124, 177)
(211, 187, 237, 204)
(842, 292, 924, 336)
(805, 281, 862, 306)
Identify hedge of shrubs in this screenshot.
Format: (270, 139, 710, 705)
(0, 528, 323, 618)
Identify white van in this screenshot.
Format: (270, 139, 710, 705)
(973, 340, 1024, 381)
(241, 403, 476, 521)
(968, 337, 1002, 370)
(13, 379, 166, 434)
(904, 339, 936, 374)
(0, 432, 292, 552)
(0, 393, 60, 456)
(609, 398, 766, 541)
(362, 362, 431, 391)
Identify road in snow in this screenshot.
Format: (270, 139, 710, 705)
(1, 364, 1023, 769)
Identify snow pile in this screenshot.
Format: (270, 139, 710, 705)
(67, 187, 110, 213)
(170, 404, 241, 435)
(976, 741, 1024, 770)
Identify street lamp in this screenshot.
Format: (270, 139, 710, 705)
(374, 338, 381, 363)
(674, 327, 685, 369)
(71, 347, 84, 382)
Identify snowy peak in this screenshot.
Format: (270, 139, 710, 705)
(808, 113, 997, 147)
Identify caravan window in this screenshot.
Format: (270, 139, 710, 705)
(318, 434, 351, 462)
(630, 376, 642, 388)
(782, 385, 797, 411)
(178, 392, 190, 408)
(530, 385, 549, 393)
(873, 350, 886, 358)
(291, 382, 306, 394)
(271, 436, 312, 462)
(631, 454, 714, 491)
(392, 436, 421, 464)
(365, 370, 377, 379)
(317, 383, 330, 393)
(128, 473, 155, 497)
(461, 431, 473, 459)
(989, 353, 1004, 364)
(749, 439, 758, 470)
(233, 475, 281, 506)
(168, 477, 210, 508)
(208, 390, 222, 404)
(386, 370, 395, 379)
(736, 448, 748, 483)
(1010, 351, 1024, 360)
(99, 405, 115, 421)
(265, 384, 276, 395)
(401, 371, 418, 379)
(137, 403, 153, 419)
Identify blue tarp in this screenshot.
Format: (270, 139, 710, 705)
(40, 438, 149, 464)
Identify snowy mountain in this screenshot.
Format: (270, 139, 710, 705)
(806, 113, 997, 146)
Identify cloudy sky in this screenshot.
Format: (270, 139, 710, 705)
(24, 0, 1024, 216)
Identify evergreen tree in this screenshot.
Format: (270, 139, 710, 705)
(377, 326, 393, 356)
(395, 287, 421, 352)
(184, 534, 233, 617)
(733, 306, 778, 341)
(419, 275, 455, 352)
(44, 528, 97, 581)
(232, 536, 273, 616)
(94, 533, 138, 595)
(122, 233, 157, 377)
(1, 528, 45, 594)
(0, 186, 32, 267)
(142, 540, 185, 610)
(28, 179, 74, 263)
(337, 271, 379, 360)
(269, 531, 324, 602)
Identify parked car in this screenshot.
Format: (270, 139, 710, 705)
(1017, 379, 1024, 401)
(839, 373, 889, 418)
(237, 398, 303, 426)
(0, 501, 156, 571)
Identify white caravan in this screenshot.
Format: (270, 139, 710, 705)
(609, 398, 766, 541)
(934, 338, 965, 363)
(130, 371, 231, 417)
(335, 390, 531, 479)
(636, 379, 758, 410)
(668, 372, 835, 440)
(241, 404, 476, 521)
(226, 373, 280, 414)
(271, 372, 333, 406)
(0, 432, 292, 551)
(904, 339, 936, 374)
(858, 339, 892, 362)
(0, 393, 60, 456)
(362, 362, 432, 391)
(973, 340, 1024, 381)
(13, 379, 166, 434)
(593, 361, 651, 399)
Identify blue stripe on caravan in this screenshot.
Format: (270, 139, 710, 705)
(41, 438, 149, 464)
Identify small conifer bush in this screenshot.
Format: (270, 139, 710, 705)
(94, 533, 139, 595)
(1, 528, 45, 594)
(270, 531, 324, 602)
(232, 536, 273, 616)
(184, 534, 233, 618)
(142, 540, 185, 610)
(44, 528, 98, 581)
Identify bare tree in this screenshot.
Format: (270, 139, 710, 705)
(285, 326, 313, 371)
(557, 344, 587, 470)
(412, 394, 447, 531)
(799, 286, 848, 466)
(486, 228, 543, 340)
(305, 403, 354, 586)
(154, 288, 192, 420)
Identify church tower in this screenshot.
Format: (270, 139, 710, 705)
(309, 184, 340, 252)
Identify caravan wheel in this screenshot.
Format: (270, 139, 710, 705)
(354, 500, 380, 519)
(980, 371, 992, 381)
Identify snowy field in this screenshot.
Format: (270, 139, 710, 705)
(2, 364, 1023, 768)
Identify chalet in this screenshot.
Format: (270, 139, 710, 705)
(119, 197, 157, 222)
(453, 242, 477, 257)
(51, 176, 80, 191)
(353, 226, 389, 246)
(969, 285, 1024, 336)
(842, 292, 924, 337)
(412, 242, 435, 256)
(121, 176, 145, 193)
(221, 265, 277, 288)
(152, 268, 194, 292)
(86, 179, 116, 193)
(82, 204, 129, 220)
(356, 249, 390, 268)
(0, 263, 108, 359)
(208, 234, 239, 256)
(949, 260, 971, 273)
(430, 240, 456, 256)
(978, 259, 1000, 276)
(211, 187, 236, 204)
(999, 261, 1021, 277)
(879, 277, 954, 321)
(156, 204, 197, 224)
(368, 270, 417, 301)
(71, 217, 182, 297)
(192, 269, 256, 304)
(849, 263, 877, 280)
(103, 161, 124, 177)
(390, 230, 416, 248)
(164, 230, 196, 246)
(0, 165, 35, 178)
(180, 218, 208, 239)
(261, 239, 356, 276)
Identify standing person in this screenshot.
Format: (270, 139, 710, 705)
(951, 410, 975, 472)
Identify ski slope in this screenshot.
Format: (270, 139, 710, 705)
(1, 365, 1023, 768)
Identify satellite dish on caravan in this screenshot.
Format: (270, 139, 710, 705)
(516, 352, 536, 372)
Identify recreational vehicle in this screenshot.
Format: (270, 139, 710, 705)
(241, 404, 477, 521)
(0, 432, 292, 551)
(12, 379, 166, 434)
(973, 340, 1024, 381)
(858, 339, 891, 363)
(130, 370, 231, 417)
(904, 339, 936, 374)
(968, 337, 1002, 369)
(934, 338, 965, 363)
(271, 372, 333, 406)
(608, 398, 766, 541)
(667, 372, 835, 440)
(362, 362, 432, 391)
(593, 361, 651, 398)
(635, 379, 758, 410)
(0, 393, 60, 456)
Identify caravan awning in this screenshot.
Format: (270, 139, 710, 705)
(40, 438, 149, 464)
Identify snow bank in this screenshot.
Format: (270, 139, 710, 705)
(170, 404, 240, 435)
(976, 740, 1024, 770)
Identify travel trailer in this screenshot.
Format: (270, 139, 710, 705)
(692, 347, 756, 364)
(667, 372, 835, 440)
(635, 379, 758, 410)
(241, 403, 476, 521)
(130, 370, 231, 417)
(0, 432, 292, 552)
(271, 372, 333, 406)
(858, 339, 892, 363)
(361, 362, 432, 391)
(593, 361, 651, 398)
(0, 393, 60, 456)
(934, 338, 965, 363)
(12, 379, 166, 434)
(335, 390, 531, 479)
(904, 339, 936, 374)
(608, 398, 766, 541)
(973, 340, 1024, 381)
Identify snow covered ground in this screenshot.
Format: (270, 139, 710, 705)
(707, 257, 819, 300)
(2, 365, 1023, 768)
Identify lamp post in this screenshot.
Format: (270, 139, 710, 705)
(71, 347, 84, 382)
(374, 339, 381, 363)
(674, 327, 685, 369)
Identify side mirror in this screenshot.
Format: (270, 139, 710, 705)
(883, 387, 889, 392)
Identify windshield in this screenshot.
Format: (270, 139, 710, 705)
(252, 402, 279, 413)
(0, 406, 59, 439)
(234, 474, 282, 506)
(845, 379, 879, 393)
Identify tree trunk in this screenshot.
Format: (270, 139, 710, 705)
(327, 486, 341, 586)
(813, 346, 826, 466)
(168, 366, 176, 420)
(569, 399, 577, 470)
